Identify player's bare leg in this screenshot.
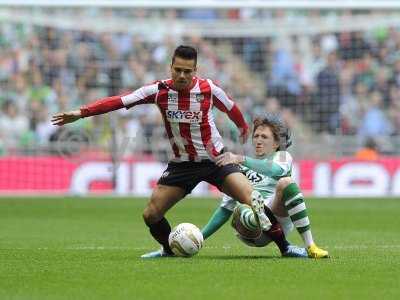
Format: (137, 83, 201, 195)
(142, 184, 186, 258)
(220, 172, 252, 205)
(271, 177, 329, 258)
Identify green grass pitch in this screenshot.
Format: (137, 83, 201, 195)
(1, 197, 399, 299)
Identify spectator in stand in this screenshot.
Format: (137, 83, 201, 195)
(375, 68, 391, 106)
(389, 58, 400, 88)
(338, 31, 370, 61)
(340, 81, 369, 135)
(388, 86, 400, 135)
(0, 100, 29, 150)
(354, 137, 379, 160)
(31, 103, 57, 144)
(357, 90, 393, 138)
(267, 38, 301, 111)
(353, 52, 379, 90)
(314, 51, 340, 133)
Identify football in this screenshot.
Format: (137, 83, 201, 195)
(168, 223, 204, 257)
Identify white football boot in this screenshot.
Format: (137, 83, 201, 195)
(250, 190, 272, 231)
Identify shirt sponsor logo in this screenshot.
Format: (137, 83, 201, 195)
(244, 169, 263, 183)
(168, 93, 178, 103)
(195, 94, 204, 102)
(166, 110, 203, 123)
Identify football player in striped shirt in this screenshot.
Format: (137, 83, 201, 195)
(51, 45, 272, 258)
(202, 114, 329, 258)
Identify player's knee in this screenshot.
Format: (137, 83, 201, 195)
(238, 177, 253, 203)
(276, 177, 293, 191)
(241, 187, 253, 204)
(142, 205, 163, 226)
(142, 207, 152, 225)
(238, 190, 252, 205)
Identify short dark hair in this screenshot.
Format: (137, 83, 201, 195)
(364, 137, 378, 150)
(172, 45, 197, 66)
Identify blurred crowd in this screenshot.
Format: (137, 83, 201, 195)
(1, 8, 400, 157)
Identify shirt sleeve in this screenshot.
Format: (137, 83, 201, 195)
(80, 94, 125, 117)
(208, 79, 234, 111)
(272, 151, 293, 176)
(242, 151, 293, 179)
(121, 82, 159, 109)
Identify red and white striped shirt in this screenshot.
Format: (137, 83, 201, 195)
(81, 76, 248, 162)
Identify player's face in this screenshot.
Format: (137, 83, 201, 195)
(252, 125, 279, 157)
(171, 57, 196, 91)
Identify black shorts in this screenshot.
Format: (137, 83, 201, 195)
(157, 160, 241, 195)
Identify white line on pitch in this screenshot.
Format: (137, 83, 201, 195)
(2, 245, 400, 251)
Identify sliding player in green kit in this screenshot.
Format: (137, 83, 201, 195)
(203, 114, 329, 258)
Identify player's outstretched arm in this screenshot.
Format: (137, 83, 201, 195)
(51, 95, 125, 126)
(51, 84, 160, 127)
(201, 206, 233, 239)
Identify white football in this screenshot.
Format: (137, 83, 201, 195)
(168, 223, 204, 257)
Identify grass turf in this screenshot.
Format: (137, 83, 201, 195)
(0, 197, 399, 300)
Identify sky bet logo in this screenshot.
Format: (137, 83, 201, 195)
(166, 110, 203, 123)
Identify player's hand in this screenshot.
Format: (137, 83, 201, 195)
(239, 126, 249, 144)
(51, 110, 82, 126)
(216, 152, 244, 166)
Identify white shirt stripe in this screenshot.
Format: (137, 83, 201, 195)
(209, 109, 224, 154)
(208, 79, 234, 110)
(121, 84, 158, 107)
